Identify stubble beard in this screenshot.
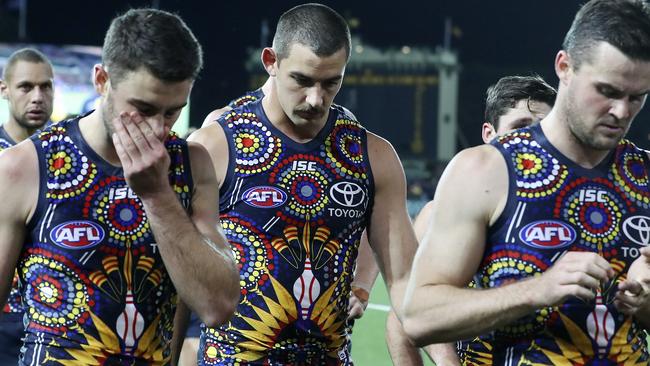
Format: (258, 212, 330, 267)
(565, 89, 622, 152)
(101, 93, 116, 144)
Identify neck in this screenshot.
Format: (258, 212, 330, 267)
(78, 109, 121, 166)
(3, 120, 38, 143)
(261, 91, 328, 143)
(540, 109, 612, 169)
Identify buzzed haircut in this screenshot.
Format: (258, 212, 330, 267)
(102, 8, 203, 83)
(272, 3, 351, 61)
(484, 75, 557, 129)
(2, 48, 52, 81)
(563, 0, 650, 69)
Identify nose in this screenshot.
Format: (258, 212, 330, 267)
(305, 85, 324, 109)
(31, 87, 45, 104)
(147, 115, 167, 140)
(610, 98, 631, 121)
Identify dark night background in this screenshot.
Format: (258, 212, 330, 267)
(3, 0, 649, 151)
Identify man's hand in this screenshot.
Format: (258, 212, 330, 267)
(347, 286, 369, 320)
(531, 251, 614, 307)
(615, 247, 650, 316)
(111, 111, 171, 198)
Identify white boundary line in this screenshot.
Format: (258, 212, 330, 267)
(367, 303, 391, 312)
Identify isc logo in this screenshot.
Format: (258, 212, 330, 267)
(518, 220, 576, 249)
(242, 186, 287, 208)
(50, 221, 105, 250)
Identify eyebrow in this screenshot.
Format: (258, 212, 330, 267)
(16, 79, 53, 87)
(128, 98, 187, 112)
(596, 81, 650, 98)
(290, 71, 342, 83)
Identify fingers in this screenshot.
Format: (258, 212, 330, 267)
(560, 252, 613, 282)
(540, 252, 615, 305)
(614, 280, 647, 315)
(562, 271, 600, 292)
(111, 112, 133, 168)
(562, 284, 597, 302)
(111, 111, 166, 164)
(641, 246, 650, 259)
(618, 280, 643, 297)
(347, 303, 364, 320)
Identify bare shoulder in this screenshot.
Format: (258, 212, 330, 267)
(187, 124, 229, 187)
(187, 122, 227, 151)
(200, 107, 232, 128)
(0, 140, 40, 220)
(0, 140, 39, 184)
(186, 141, 212, 165)
(436, 144, 508, 223)
(366, 132, 404, 185)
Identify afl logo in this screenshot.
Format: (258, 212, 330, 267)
(50, 221, 105, 250)
(623, 215, 650, 246)
(242, 186, 287, 208)
(518, 220, 576, 249)
(330, 182, 365, 208)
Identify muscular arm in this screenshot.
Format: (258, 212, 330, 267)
(402, 145, 613, 345)
(413, 201, 460, 365)
(139, 143, 238, 326)
(112, 113, 238, 327)
(201, 107, 231, 128)
(171, 300, 191, 366)
(365, 132, 418, 319)
(347, 231, 380, 319)
(0, 142, 39, 311)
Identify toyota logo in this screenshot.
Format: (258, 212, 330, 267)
(330, 182, 365, 208)
(623, 215, 650, 246)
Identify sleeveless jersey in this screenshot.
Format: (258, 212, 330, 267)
(19, 117, 193, 366)
(199, 100, 374, 365)
(458, 124, 650, 365)
(0, 125, 21, 314)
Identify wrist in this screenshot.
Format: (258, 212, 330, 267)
(351, 285, 370, 307)
(136, 184, 176, 202)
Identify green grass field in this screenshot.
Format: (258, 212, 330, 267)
(351, 278, 435, 365)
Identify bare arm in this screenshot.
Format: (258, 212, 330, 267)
(112, 112, 239, 327)
(402, 145, 614, 345)
(171, 300, 191, 366)
(412, 201, 460, 365)
(347, 231, 380, 319)
(365, 132, 418, 318)
(0, 142, 39, 311)
(614, 246, 650, 329)
(200, 107, 231, 128)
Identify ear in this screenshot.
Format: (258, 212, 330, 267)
(93, 64, 110, 95)
(0, 80, 7, 100)
(482, 122, 496, 144)
(261, 47, 278, 77)
(555, 50, 572, 86)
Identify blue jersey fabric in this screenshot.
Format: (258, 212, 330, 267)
(199, 99, 374, 365)
(458, 124, 650, 365)
(18, 116, 193, 366)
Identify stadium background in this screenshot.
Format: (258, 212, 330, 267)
(1, 0, 647, 364)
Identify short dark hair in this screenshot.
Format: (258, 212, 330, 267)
(102, 8, 203, 83)
(2, 48, 52, 81)
(273, 3, 351, 61)
(563, 0, 650, 69)
(484, 75, 557, 128)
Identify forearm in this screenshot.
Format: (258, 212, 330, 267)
(141, 188, 239, 327)
(424, 343, 460, 366)
(351, 233, 380, 292)
(403, 280, 539, 345)
(171, 300, 191, 366)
